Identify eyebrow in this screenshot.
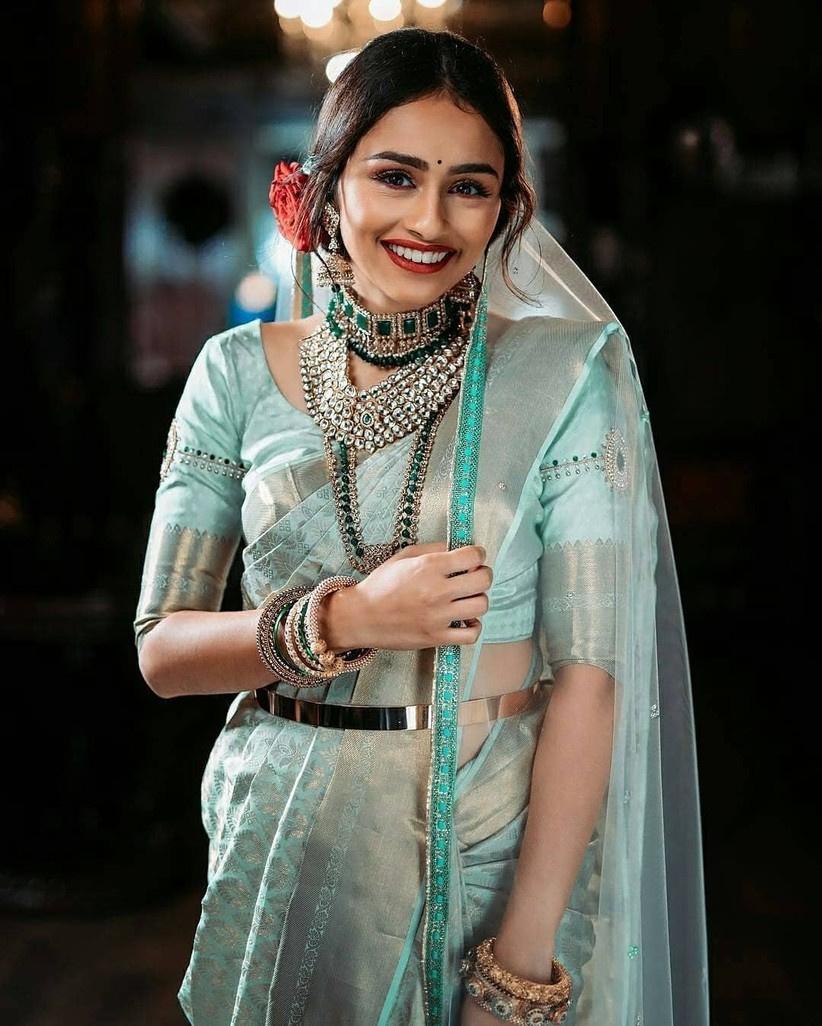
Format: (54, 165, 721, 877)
(365, 150, 500, 180)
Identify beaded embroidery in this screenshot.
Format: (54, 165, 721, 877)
(159, 418, 179, 481)
(603, 427, 629, 491)
(539, 426, 630, 492)
(159, 417, 249, 482)
(539, 449, 603, 481)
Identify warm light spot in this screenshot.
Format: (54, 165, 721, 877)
(326, 49, 360, 82)
(274, 0, 301, 17)
(300, 0, 334, 29)
(235, 272, 277, 313)
(543, 0, 572, 29)
(369, 0, 402, 21)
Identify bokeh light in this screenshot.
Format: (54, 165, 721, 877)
(542, 1, 572, 29)
(369, 0, 403, 23)
(326, 48, 360, 81)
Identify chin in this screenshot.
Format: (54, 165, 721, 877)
(364, 265, 470, 308)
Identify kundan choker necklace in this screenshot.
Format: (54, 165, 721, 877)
(298, 272, 480, 573)
(329, 274, 479, 367)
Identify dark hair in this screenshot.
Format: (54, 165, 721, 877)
(295, 27, 537, 303)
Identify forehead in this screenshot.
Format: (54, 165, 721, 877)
(351, 94, 504, 167)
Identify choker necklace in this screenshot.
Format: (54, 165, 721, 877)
(328, 273, 479, 367)
(298, 275, 479, 573)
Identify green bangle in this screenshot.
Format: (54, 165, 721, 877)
(271, 598, 312, 677)
(297, 595, 323, 668)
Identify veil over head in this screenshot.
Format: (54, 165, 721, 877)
(271, 205, 709, 1026)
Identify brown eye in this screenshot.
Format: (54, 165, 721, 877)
(374, 169, 414, 188)
(452, 179, 492, 198)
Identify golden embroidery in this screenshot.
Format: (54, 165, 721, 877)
(133, 522, 240, 651)
(538, 538, 621, 678)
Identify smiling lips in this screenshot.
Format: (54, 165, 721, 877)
(381, 239, 456, 274)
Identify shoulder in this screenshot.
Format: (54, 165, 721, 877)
(490, 315, 626, 395)
(259, 313, 323, 353)
(506, 314, 624, 349)
(193, 314, 318, 396)
(178, 320, 270, 436)
(194, 314, 320, 372)
(201, 318, 264, 369)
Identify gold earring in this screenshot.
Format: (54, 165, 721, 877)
(317, 201, 355, 288)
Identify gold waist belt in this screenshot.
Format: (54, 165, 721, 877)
(254, 678, 551, 731)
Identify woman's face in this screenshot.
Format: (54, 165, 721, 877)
(334, 92, 505, 313)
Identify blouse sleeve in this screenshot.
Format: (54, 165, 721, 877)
(133, 334, 249, 656)
(535, 330, 631, 680)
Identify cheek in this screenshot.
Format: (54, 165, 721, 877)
(452, 201, 502, 251)
(341, 180, 385, 240)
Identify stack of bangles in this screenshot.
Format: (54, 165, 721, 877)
(255, 575, 377, 686)
(459, 936, 572, 1024)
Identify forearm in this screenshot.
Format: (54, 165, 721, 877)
(493, 662, 615, 980)
(138, 585, 363, 699)
(138, 608, 273, 698)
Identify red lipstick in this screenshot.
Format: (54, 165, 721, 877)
(380, 239, 456, 274)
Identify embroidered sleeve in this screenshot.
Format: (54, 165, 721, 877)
(133, 334, 248, 655)
(535, 333, 631, 679)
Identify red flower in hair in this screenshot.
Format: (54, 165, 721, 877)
(268, 159, 312, 252)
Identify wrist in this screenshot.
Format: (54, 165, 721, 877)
(490, 930, 556, 985)
(317, 583, 364, 653)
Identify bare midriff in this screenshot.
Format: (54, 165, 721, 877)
(456, 636, 543, 770)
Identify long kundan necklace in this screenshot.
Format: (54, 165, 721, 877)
(298, 272, 480, 574)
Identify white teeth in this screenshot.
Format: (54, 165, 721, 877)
(386, 243, 450, 265)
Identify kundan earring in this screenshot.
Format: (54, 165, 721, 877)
(317, 201, 356, 288)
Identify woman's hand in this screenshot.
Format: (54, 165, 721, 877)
(459, 992, 504, 1025)
(322, 541, 492, 652)
(458, 937, 559, 1026)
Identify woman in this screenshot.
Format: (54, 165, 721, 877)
(134, 27, 709, 1026)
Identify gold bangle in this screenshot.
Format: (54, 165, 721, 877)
(305, 576, 377, 673)
(476, 937, 571, 1003)
(284, 592, 334, 678)
(459, 939, 572, 1024)
(255, 585, 319, 685)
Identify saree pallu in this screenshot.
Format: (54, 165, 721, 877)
(134, 313, 708, 1025)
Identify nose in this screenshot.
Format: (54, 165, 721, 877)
(403, 183, 448, 242)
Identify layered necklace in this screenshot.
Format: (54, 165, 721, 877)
(299, 272, 480, 573)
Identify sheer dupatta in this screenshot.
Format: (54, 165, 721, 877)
(275, 218, 709, 1026)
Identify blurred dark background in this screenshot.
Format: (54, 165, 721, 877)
(1, 1, 816, 1023)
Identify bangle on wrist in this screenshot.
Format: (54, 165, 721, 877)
(459, 936, 572, 1024)
(305, 576, 377, 673)
(256, 579, 378, 687)
(256, 585, 326, 686)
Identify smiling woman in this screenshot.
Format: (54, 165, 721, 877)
(133, 25, 708, 1026)
(329, 94, 508, 309)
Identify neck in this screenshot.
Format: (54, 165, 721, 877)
(344, 279, 453, 317)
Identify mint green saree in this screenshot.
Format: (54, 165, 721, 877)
(134, 221, 709, 1026)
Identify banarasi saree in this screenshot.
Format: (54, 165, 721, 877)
(134, 295, 708, 1024)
